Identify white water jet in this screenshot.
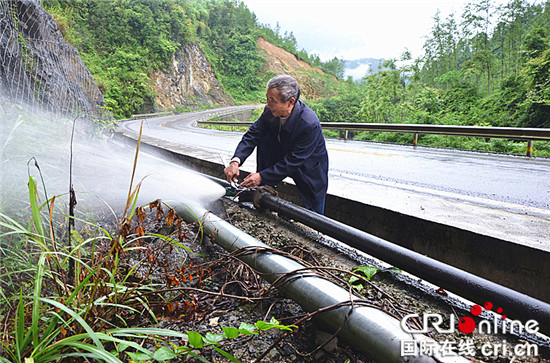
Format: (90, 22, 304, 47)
(1, 104, 226, 221)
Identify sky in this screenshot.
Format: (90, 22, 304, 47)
(241, 0, 514, 61)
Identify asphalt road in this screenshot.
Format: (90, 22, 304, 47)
(120, 107, 550, 247)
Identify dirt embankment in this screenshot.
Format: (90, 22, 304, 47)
(257, 37, 337, 101)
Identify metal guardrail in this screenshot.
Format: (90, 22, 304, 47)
(197, 120, 550, 157)
(131, 111, 173, 119)
(117, 105, 261, 125)
(193, 105, 264, 124)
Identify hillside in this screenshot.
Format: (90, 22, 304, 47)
(25, 0, 344, 119)
(147, 35, 338, 111)
(0, 0, 105, 119)
(256, 37, 338, 100)
(150, 42, 235, 111)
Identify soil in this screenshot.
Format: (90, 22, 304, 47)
(120, 197, 550, 363)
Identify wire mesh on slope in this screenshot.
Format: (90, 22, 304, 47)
(0, 0, 105, 119)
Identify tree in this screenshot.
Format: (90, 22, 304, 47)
(217, 32, 265, 101)
(321, 57, 345, 79)
(496, 0, 529, 77)
(519, 48, 550, 128)
(359, 60, 406, 123)
(522, 26, 548, 60)
(462, 0, 497, 93)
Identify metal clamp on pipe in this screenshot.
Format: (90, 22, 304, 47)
(224, 180, 246, 197)
(233, 186, 278, 208)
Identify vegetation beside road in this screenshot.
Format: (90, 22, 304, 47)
(44, 0, 550, 155)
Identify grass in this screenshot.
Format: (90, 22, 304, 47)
(0, 121, 296, 362)
(0, 195, 295, 362)
(0, 172, 189, 362)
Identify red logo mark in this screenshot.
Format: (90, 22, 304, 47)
(458, 301, 506, 334)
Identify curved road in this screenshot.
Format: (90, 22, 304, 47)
(119, 106, 550, 246)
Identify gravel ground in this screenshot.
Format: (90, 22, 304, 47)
(122, 197, 550, 362)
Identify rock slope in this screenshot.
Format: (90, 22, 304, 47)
(150, 42, 235, 111)
(0, 0, 105, 118)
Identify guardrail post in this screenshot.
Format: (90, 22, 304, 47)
(527, 140, 533, 157)
(345, 130, 349, 142)
(413, 133, 418, 148)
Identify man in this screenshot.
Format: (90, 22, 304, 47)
(224, 75, 329, 214)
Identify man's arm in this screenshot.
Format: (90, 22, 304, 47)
(224, 108, 270, 185)
(232, 109, 269, 164)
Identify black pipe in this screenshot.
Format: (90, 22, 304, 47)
(257, 192, 550, 335)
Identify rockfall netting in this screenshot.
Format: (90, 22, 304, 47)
(0, 0, 105, 119)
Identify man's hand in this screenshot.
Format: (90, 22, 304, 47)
(224, 161, 240, 184)
(240, 172, 262, 188)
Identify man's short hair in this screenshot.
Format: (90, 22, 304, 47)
(267, 75, 301, 102)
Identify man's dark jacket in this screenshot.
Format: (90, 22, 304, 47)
(232, 100, 329, 210)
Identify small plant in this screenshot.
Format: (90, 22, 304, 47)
(348, 265, 401, 292)
(124, 318, 296, 362)
(0, 184, 299, 362)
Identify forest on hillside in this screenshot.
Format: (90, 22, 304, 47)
(44, 0, 550, 155)
(306, 0, 550, 155)
(43, 0, 343, 119)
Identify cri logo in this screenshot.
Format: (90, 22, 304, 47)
(458, 301, 505, 334)
(401, 301, 539, 335)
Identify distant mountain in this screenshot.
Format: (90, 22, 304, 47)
(344, 58, 386, 81)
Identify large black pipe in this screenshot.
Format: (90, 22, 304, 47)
(256, 192, 550, 335)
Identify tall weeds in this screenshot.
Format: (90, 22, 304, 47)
(0, 122, 291, 362)
(0, 121, 179, 361)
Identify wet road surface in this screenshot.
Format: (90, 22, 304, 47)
(119, 107, 550, 247)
